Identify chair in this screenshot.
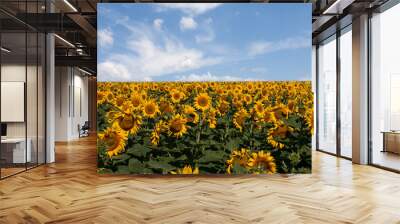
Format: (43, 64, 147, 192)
(79, 121, 90, 138)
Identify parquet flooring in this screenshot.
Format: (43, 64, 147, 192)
(1, 136, 400, 224)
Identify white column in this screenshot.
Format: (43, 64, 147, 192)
(46, 32, 55, 163)
(312, 45, 317, 151)
(352, 14, 369, 164)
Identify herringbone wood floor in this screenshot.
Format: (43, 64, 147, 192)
(1, 136, 400, 224)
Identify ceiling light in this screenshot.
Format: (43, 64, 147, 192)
(78, 67, 92, 76)
(323, 0, 354, 15)
(54, 34, 75, 48)
(1, 47, 11, 53)
(63, 0, 78, 12)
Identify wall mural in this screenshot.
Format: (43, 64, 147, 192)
(97, 4, 312, 174)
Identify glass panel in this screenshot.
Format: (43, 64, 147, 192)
(339, 27, 352, 158)
(27, 30, 38, 169)
(1, 30, 27, 177)
(317, 35, 337, 154)
(38, 32, 45, 165)
(371, 4, 400, 171)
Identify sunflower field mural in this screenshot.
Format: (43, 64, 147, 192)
(97, 81, 313, 174)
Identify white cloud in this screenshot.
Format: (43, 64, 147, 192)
(98, 28, 113, 47)
(153, 18, 163, 30)
(195, 18, 214, 43)
(180, 17, 197, 31)
(248, 37, 310, 56)
(156, 3, 222, 16)
(98, 61, 130, 81)
(177, 72, 258, 82)
(98, 20, 222, 81)
(241, 67, 268, 74)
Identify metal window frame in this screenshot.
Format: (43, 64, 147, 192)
(367, 0, 400, 173)
(315, 21, 353, 162)
(0, 0, 48, 180)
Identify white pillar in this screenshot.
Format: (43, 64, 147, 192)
(352, 14, 369, 164)
(312, 45, 317, 151)
(46, 32, 55, 163)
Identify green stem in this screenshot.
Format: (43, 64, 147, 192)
(196, 118, 202, 144)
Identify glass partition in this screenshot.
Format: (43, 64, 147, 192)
(0, 1, 46, 179)
(371, 3, 400, 171)
(317, 35, 337, 154)
(1, 30, 28, 177)
(339, 26, 352, 158)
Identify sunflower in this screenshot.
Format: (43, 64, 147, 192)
(131, 93, 142, 110)
(207, 108, 218, 129)
(253, 101, 264, 117)
(159, 100, 174, 115)
(97, 91, 108, 105)
(226, 148, 250, 174)
(217, 100, 230, 115)
(304, 108, 314, 134)
(170, 165, 199, 174)
(98, 123, 128, 157)
(184, 105, 199, 124)
(151, 120, 166, 145)
(267, 124, 293, 149)
(114, 95, 125, 108)
(271, 104, 290, 119)
(110, 108, 142, 135)
(170, 90, 185, 103)
(262, 110, 277, 124)
(247, 151, 276, 174)
(142, 100, 159, 118)
(233, 108, 249, 132)
(287, 100, 297, 112)
(194, 93, 211, 111)
(243, 94, 252, 105)
(168, 114, 188, 138)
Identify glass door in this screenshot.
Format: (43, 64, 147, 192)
(370, 3, 400, 171)
(339, 26, 352, 158)
(317, 35, 337, 154)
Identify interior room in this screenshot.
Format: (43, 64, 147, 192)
(0, 0, 399, 223)
(370, 2, 400, 171)
(0, 9, 46, 178)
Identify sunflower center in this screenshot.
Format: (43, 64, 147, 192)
(119, 116, 134, 130)
(170, 120, 183, 133)
(198, 97, 208, 107)
(132, 98, 140, 107)
(145, 105, 155, 114)
(104, 133, 119, 152)
(173, 93, 180, 99)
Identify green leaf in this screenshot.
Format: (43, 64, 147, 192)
(232, 162, 248, 174)
(174, 154, 188, 161)
(112, 154, 130, 161)
(128, 158, 145, 173)
(97, 168, 113, 174)
(199, 150, 226, 163)
(126, 144, 152, 157)
(147, 160, 176, 172)
(226, 138, 241, 151)
(116, 165, 130, 174)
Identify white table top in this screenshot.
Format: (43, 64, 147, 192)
(1, 138, 28, 143)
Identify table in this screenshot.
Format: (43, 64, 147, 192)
(381, 131, 400, 154)
(1, 138, 31, 163)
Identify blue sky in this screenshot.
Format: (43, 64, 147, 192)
(97, 3, 311, 82)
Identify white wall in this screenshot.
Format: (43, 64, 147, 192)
(311, 45, 316, 150)
(55, 67, 89, 141)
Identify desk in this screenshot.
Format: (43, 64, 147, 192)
(382, 131, 400, 154)
(1, 138, 31, 163)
